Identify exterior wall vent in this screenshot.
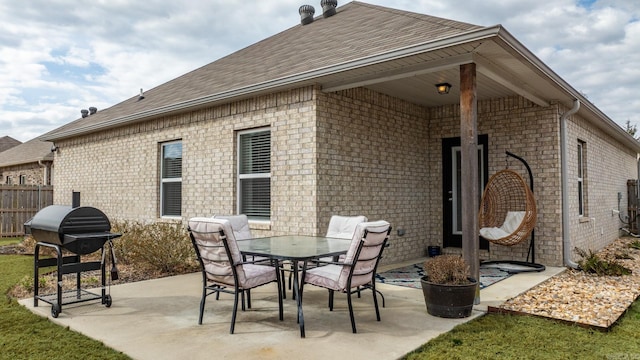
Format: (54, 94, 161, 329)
(321, 0, 337, 18)
(299, 5, 315, 25)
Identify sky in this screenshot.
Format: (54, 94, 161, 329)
(1, 0, 639, 142)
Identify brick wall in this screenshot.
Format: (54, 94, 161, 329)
(1, 162, 52, 185)
(51, 86, 637, 267)
(564, 107, 637, 262)
(316, 88, 430, 263)
(426, 97, 564, 265)
(54, 87, 318, 238)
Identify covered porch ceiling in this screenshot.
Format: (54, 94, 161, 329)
(304, 28, 638, 151)
(318, 40, 557, 109)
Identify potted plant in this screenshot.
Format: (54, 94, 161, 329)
(420, 254, 477, 318)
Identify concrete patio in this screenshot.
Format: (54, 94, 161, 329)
(19, 261, 564, 360)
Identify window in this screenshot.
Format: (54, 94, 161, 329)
(19, 175, 26, 185)
(238, 128, 271, 221)
(161, 141, 182, 217)
(577, 140, 586, 216)
(452, 144, 486, 235)
(5, 176, 11, 185)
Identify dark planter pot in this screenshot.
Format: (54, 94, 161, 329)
(420, 276, 477, 318)
(427, 245, 441, 257)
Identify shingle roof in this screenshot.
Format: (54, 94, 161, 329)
(0, 136, 22, 153)
(0, 138, 53, 168)
(44, 1, 483, 140)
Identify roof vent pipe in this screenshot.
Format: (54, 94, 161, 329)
(321, 0, 337, 18)
(81, 109, 89, 118)
(89, 107, 97, 115)
(299, 5, 315, 25)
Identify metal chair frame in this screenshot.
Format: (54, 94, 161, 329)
(189, 227, 283, 334)
(300, 226, 391, 333)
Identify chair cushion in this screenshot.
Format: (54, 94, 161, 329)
(213, 214, 253, 240)
(326, 215, 368, 239)
(305, 264, 342, 290)
(306, 220, 390, 291)
(189, 217, 248, 284)
(479, 211, 525, 240)
(501, 211, 525, 234)
(241, 264, 277, 288)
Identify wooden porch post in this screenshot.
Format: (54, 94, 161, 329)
(460, 63, 480, 302)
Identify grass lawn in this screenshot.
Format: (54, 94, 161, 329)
(402, 301, 640, 359)
(0, 237, 130, 360)
(2, 236, 640, 359)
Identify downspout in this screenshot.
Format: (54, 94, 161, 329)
(560, 99, 581, 268)
(38, 160, 46, 210)
(38, 160, 48, 186)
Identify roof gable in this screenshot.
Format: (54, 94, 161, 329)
(44, 1, 482, 140)
(0, 138, 53, 168)
(0, 136, 22, 153)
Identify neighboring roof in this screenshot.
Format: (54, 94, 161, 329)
(42, 1, 640, 152)
(0, 136, 21, 153)
(0, 138, 53, 168)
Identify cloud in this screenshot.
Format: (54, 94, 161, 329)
(1, 0, 639, 142)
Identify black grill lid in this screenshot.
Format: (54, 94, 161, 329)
(26, 205, 112, 247)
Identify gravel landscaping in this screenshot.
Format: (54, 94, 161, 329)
(495, 236, 640, 329)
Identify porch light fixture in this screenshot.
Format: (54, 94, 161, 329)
(435, 82, 452, 95)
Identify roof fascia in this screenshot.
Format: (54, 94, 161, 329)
(322, 53, 475, 93)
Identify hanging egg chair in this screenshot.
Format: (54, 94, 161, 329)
(478, 169, 537, 246)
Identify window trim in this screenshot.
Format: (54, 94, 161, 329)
(237, 127, 271, 222)
(160, 140, 182, 219)
(577, 139, 586, 217)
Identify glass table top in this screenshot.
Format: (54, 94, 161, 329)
(237, 235, 351, 260)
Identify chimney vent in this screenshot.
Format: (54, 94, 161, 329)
(81, 109, 89, 118)
(89, 106, 97, 115)
(321, 0, 337, 18)
(138, 88, 145, 101)
(299, 5, 315, 25)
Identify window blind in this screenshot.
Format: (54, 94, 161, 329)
(239, 130, 270, 220)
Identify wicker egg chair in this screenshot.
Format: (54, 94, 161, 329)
(478, 169, 537, 246)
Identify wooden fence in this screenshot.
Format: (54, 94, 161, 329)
(0, 185, 53, 237)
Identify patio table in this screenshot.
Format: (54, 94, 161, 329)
(238, 235, 351, 338)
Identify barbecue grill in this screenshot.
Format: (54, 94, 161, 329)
(26, 197, 121, 318)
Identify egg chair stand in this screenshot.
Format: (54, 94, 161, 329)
(479, 151, 545, 273)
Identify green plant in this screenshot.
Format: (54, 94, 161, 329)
(628, 240, 640, 250)
(614, 251, 634, 260)
(423, 255, 472, 285)
(575, 247, 632, 276)
(111, 220, 198, 274)
(18, 275, 33, 292)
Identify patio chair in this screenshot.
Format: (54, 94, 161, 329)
(326, 215, 369, 239)
(188, 217, 283, 334)
(285, 215, 368, 297)
(213, 214, 290, 298)
(212, 214, 252, 240)
(478, 169, 536, 247)
(300, 220, 391, 333)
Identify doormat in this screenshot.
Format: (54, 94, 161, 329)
(376, 263, 512, 289)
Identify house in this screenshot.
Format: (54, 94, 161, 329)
(0, 136, 21, 153)
(0, 137, 54, 186)
(42, 1, 640, 268)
